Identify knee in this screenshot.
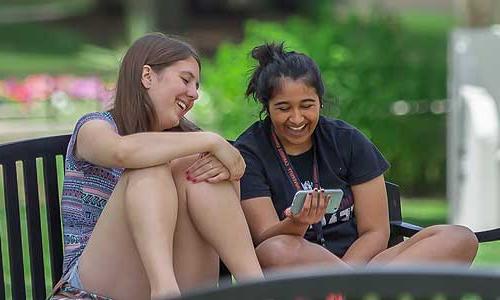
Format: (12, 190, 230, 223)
(125, 164, 173, 184)
(437, 225, 478, 246)
(255, 235, 306, 269)
(434, 225, 479, 262)
(123, 164, 175, 198)
(448, 225, 478, 258)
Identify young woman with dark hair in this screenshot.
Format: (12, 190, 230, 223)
(234, 42, 478, 271)
(50, 33, 263, 300)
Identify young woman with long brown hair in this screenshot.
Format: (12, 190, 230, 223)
(50, 33, 262, 300)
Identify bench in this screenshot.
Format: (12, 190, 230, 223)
(177, 266, 500, 300)
(1, 134, 500, 299)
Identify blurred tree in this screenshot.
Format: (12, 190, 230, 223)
(125, 0, 155, 41)
(193, 8, 451, 196)
(0, 0, 96, 23)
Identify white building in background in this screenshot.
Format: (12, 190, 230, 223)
(448, 28, 500, 230)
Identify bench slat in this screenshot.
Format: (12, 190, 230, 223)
(386, 182, 404, 247)
(43, 156, 64, 287)
(3, 162, 26, 300)
(0, 235, 5, 300)
(23, 158, 47, 299)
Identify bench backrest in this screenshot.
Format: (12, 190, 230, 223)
(0, 134, 70, 300)
(0, 134, 404, 299)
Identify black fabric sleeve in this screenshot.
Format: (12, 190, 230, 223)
(345, 128, 390, 185)
(238, 146, 272, 201)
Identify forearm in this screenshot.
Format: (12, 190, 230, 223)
(112, 131, 219, 168)
(341, 231, 388, 265)
(256, 218, 309, 246)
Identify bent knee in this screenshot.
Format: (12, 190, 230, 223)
(124, 163, 173, 183)
(447, 225, 478, 251)
(431, 224, 479, 260)
(255, 235, 308, 268)
(433, 225, 478, 245)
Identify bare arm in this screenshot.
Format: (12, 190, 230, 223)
(341, 175, 390, 265)
(76, 119, 241, 174)
(241, 191, 329, 245)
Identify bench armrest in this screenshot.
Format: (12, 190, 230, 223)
(390, 221, 423, 238)
(474, 228, 500, 243)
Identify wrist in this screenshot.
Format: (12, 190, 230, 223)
(205, 132, 222, 152)
(287, 216, 310, 227)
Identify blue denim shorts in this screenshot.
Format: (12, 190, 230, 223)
(66, 259, 84, 290)
(49, 258, 111, 300)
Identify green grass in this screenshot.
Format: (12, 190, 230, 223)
(402, 198, 500, 267)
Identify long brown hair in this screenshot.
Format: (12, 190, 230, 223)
(111, 33, 201, 135)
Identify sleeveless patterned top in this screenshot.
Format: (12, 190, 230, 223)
(61, 112, 124, 273)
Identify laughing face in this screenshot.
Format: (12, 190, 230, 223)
(268, 77, 321, 155)
(142, 56, 200, 130)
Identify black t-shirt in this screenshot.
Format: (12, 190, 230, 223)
(234, 116, 390, 257)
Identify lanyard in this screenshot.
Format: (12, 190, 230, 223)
(270, 128, 326, 247)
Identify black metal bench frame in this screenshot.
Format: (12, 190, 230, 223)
(1, 134, 500, 299)
(176, 266, 500, 300)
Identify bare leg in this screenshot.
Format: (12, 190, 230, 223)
(369, 225, 478, 265)
(171, 157, 219, 291)
(78, 164, 180, 300)
(171, 156, 263, 286)
(256, 235, 349, 272)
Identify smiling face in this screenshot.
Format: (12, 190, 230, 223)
(268, 77, 321, 155)
(142, 56, 200, 130)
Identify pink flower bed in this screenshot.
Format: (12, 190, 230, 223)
(0, 74, 114, 107)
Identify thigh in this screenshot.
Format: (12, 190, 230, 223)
(370, 224, 477, 264)
(257, 235, 347, 270)
(78, 172, 150, 300)
(171, 156, 220, 291)
(369, 225, 451, 264)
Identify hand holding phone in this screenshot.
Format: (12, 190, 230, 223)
(290, 189, 343, 215)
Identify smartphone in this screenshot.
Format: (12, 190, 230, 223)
(290, 189, 344, 215)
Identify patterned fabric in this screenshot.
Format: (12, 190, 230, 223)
(49, 278, 112, 300)
(61, 112, 124, 274)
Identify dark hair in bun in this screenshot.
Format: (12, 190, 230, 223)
(246, 42, 325, 117)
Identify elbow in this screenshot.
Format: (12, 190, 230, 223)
(381, 227, 391, 250)
(254, 235, 266, 247)
(380, 224, 391, 247)
(360, 227, 390, 252)
(113, 138, 131, 167)
(254, 229, 273, 247)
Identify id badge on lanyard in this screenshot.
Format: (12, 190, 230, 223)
(270, 129, 326, 247)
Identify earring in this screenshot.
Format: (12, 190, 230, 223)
(320, 103, 324, 108)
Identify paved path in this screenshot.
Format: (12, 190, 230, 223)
(0, 119, 74, 143)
